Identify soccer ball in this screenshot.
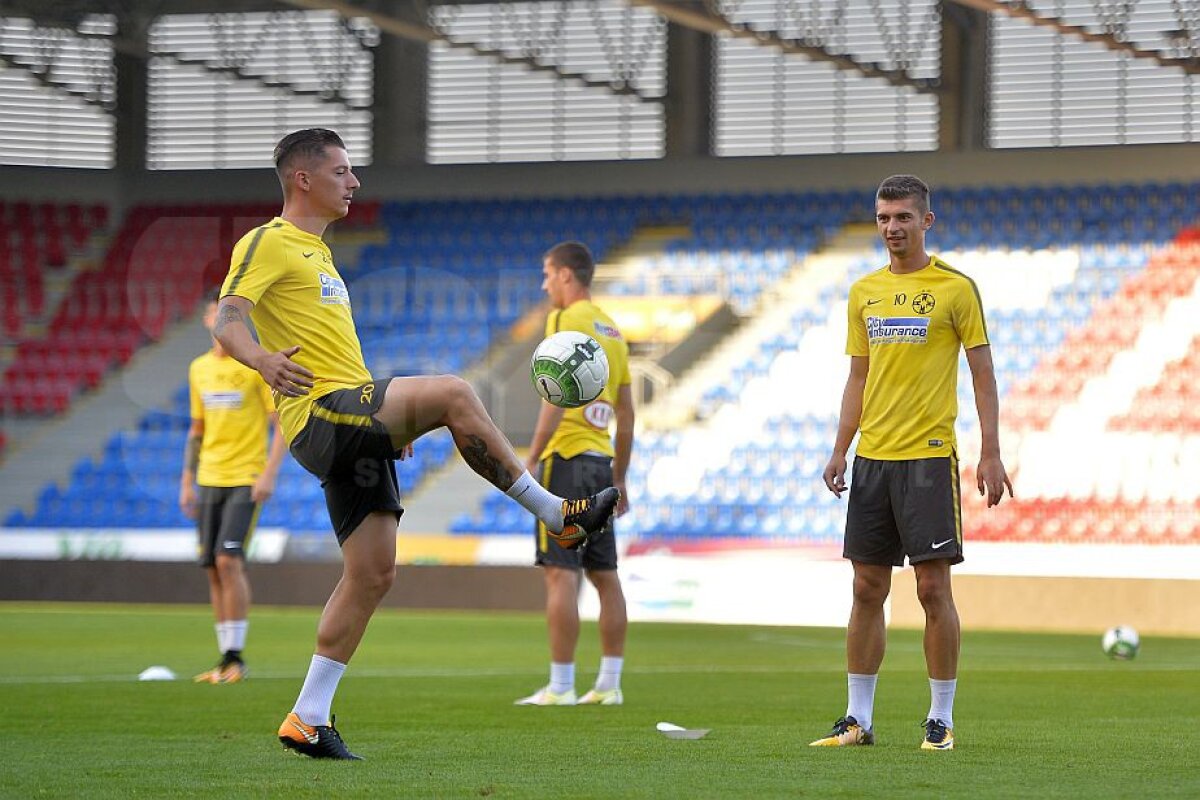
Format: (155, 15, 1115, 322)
(1101, 625, 1140, 660)
(530, 331, 609, 408)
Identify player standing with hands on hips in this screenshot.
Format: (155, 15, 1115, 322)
(214, 129, 619, 760)
(811, 175, 1012, 751)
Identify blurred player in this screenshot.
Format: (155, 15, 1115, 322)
(811, 175, 1012, 751)
(180, 291, 286, 684)
(514, 242, 634, 707)
(214, 129, 619, 759)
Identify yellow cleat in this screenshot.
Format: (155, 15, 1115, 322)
(513, 686, 577, 706)
(192, 667, 221, 684)
(921, 718, 954, 750)
(809, 716, 875, 746)
(577, 687, 623, 706)
(217, 660, 247, 684)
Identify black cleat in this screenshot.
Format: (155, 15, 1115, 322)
(555, 487, 620, 550)
(278, 712, 363, 760)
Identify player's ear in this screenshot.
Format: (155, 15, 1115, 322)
(924, 211, 935, 230)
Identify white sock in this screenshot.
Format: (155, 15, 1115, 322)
(846, 673, 878, 731)
(227, 620, 248, 652)
(595, 656, 623, 692)
(928, 678, 957, 729)
(293, 654, 347, 726)
(549, 661, 575, 695)
(507, 471, 564, 532)
(215, 622, 228, 654)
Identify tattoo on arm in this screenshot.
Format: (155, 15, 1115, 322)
(461, 434, 515, 491)
(184, 433, 201, 474)
(213, 304, 243, 337)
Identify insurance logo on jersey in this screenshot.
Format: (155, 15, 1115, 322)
(318, 272, 350, 306)
(202, 391, 243, 410)
(866, 316, 930, 344)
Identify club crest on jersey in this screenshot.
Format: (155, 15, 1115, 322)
(867, 316, 930, 344)
(319, 272, 350, 306)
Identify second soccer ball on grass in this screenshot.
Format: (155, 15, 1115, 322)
(530, 330, 609, 408)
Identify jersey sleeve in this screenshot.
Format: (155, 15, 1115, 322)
(188, 361, 202, 420)
(545, 310, 561, 337)
(953, 277, 990, 349)
(845, 283, 869, 357)
(220, 226, 285, 305)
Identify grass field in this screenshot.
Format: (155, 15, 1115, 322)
(4, 602, 1199, 799)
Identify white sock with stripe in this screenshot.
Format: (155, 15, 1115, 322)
(549, 661, 575, 695)
(846, 673, 878, 730)
(293, 654, 347, 726)
(506, 471, 564, 532)
(215, 622, 228, 654)
(928, 678, 957, 729)
(227, 620, 248, 652)
(594, 656, 623, 692)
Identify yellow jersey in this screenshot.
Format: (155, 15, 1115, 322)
(189, 351, 275, 487)
(845, 255, 989, 460)
(220, 217, 371, 443)
(540, 300, 632, 461)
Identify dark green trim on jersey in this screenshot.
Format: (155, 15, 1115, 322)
(931, 257, 989, 343)
(225, 222, 284, 296)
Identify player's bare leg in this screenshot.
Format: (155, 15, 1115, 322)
(545, 566, 581, 664)
(315, 512, 398, 665)
(374, 375, 525, 488)
(374, 376, 618, 542)
(847, 562, 891, 675)
(194, 566, 227, 683)
(211, 554, 251, 682)
(914, 558, 958, 749)
(577, 568, 626, 705)
(812, 561, 890, 746)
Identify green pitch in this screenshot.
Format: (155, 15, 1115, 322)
(3, 603, 1198, 799)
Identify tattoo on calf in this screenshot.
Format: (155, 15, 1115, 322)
(461, 434, 514, 490)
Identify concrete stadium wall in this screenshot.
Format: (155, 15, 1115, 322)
(0, 560, 545, 611)
(889, 571, 1200, 637)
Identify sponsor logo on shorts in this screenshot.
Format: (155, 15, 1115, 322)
(867, 316, 930, 345)
(931, 539, 954, 550)
(319, 272, 350, 306)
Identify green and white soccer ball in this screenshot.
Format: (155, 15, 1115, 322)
(1102, 625, 1140, 660)
(530, 331, 609, 408)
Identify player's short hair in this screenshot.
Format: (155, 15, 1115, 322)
(273, 128, 346, 184)
(544, 241, 595, 288)
(876, 174, 931, 215)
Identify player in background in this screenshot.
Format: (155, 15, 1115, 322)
(811, 175, 1012, 751)
(180, 290, 286, 684)
(515, 242, 634, 707)
(214, 129, 619, 759)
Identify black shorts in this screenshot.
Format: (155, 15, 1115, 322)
(844, 454, 963, 567)
(197, 485, 259, 567)
(535, 453, 617, 571)
(289, 378, 405, 546)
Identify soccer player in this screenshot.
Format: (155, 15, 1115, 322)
(213, 129, 619, 760)
(810, 175, 1012, 751)
(180, 291, 286, 684)
(514, 242, 633, 707)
